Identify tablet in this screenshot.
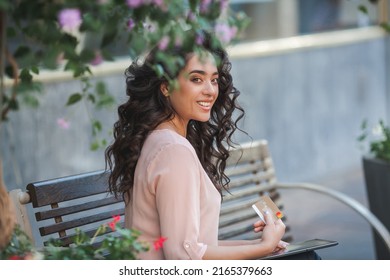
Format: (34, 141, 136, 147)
(260, 238, 338, 260)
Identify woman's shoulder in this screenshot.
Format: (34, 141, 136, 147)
(143, 129, 196, 158)
(146, 129, 192, 149)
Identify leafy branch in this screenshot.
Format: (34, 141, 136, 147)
(0, 0, 250, 150)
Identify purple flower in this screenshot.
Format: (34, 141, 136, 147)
(152, 0, 164, 7)
(127, 18, 135, 31)
(58, 8, 82, 30)
(158, 36, 170, 50)
(174, 36, 183, 47)
(195, 33, 205, 45)
(200, 0, 212, 13)
(215, 23, 237, 44)
(57, 118, 70, 130)
(220, 0, 229, 12)
(90, 51, 103, 66)
(187, 11, 196, 22)
(126, 0, 143, 8)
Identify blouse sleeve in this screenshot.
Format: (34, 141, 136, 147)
(147, 143, 207, 260)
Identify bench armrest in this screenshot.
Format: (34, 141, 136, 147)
(273, 182, 390, 253)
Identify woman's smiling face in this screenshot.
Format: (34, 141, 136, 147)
(167, 52, 219, 126)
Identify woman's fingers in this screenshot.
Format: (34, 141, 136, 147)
(253, 220, 265, 232)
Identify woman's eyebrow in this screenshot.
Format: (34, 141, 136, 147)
(188, 70, 219, 76)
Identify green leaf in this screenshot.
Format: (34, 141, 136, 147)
(90, 140, 100, 151)
(30, 66, 39, 75)
(23, 95, 40, 108)
(380, 22, 390, 33)
(101, 49, 114, 61)
(19, 68, 33, 83)
(7, 26, 16, 38)
(88, 94, 96, 103)
(80, 49, 95, 63)
(358, 5, 368, 14)
(101, 30, 118, 49)
(92, 120, 103, 136)
(14, 46, 31, 58)
(155, 64, 164, 77)
(5, 65, 14, 79)
(66, 93, 83, 106)
(8, 99, 19, 111)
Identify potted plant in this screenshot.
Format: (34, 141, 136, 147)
(358, 119, 390, 259)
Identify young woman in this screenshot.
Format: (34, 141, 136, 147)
(105, 33, 287, 260)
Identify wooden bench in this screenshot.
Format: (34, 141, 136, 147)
(9, 139, 390, 254)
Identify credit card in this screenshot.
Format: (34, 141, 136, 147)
(252, 194, 283, 223)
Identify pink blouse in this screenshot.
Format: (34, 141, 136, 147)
(125, 129, 222, 259)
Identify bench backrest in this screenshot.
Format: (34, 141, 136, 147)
(219, 140, 292, 241)
(12, 170, 122, 248)
(11, 139, 292, 248)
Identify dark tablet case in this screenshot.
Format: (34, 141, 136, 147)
(260, 238, 339, 260)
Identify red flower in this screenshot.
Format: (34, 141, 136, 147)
(8, 255, 24, 260)
(153, 237, 167, 251)
(108, 215, 121, 231)
(113, 215, 121, 222)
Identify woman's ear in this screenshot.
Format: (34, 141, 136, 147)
(160, 83, 169, 97)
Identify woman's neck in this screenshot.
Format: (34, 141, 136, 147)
(157, 118, 187, 138)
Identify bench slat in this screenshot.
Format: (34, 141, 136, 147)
(39, 208, 125, 236)
(36, 196, 123, 221)
(27, 171, 109, 207)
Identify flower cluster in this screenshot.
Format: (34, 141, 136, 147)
(42, 215, 167, 260)
(358, 119, 390, 162)
(0, 225, 39, 260)
(1, 216, 167, 260)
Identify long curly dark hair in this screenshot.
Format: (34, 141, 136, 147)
(105, 33, 245, 202)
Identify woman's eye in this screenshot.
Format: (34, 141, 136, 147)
(212, 78, 219, 84)
(191, 77, 202, 83)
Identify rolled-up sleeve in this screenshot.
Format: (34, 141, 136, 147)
(148, 144, 207, 259)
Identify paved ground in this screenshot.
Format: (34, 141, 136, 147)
(278, 166, 378, 260)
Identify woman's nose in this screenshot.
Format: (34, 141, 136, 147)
(203, 81, 217, 95)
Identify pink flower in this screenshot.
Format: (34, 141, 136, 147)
(175, 36, 183, 47)
(90, 51, 103, 66)
(215, 23, 237, 44)
(200, 0, 212, 13)
(57, 118, 70, 130)
(220, 0, 229, 12)
(153, 236, 167, 251)
(58, 8, 82, 30)
(152, 0, 164, 7)
(126, 0, 143, 8)
(158, 36, 170, 50)
(187, 11, 196, 22)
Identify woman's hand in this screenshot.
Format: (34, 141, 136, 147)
(258, 209, 286, 252)
(253, 218, 289, 253)
(273, 240, 289, 252)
